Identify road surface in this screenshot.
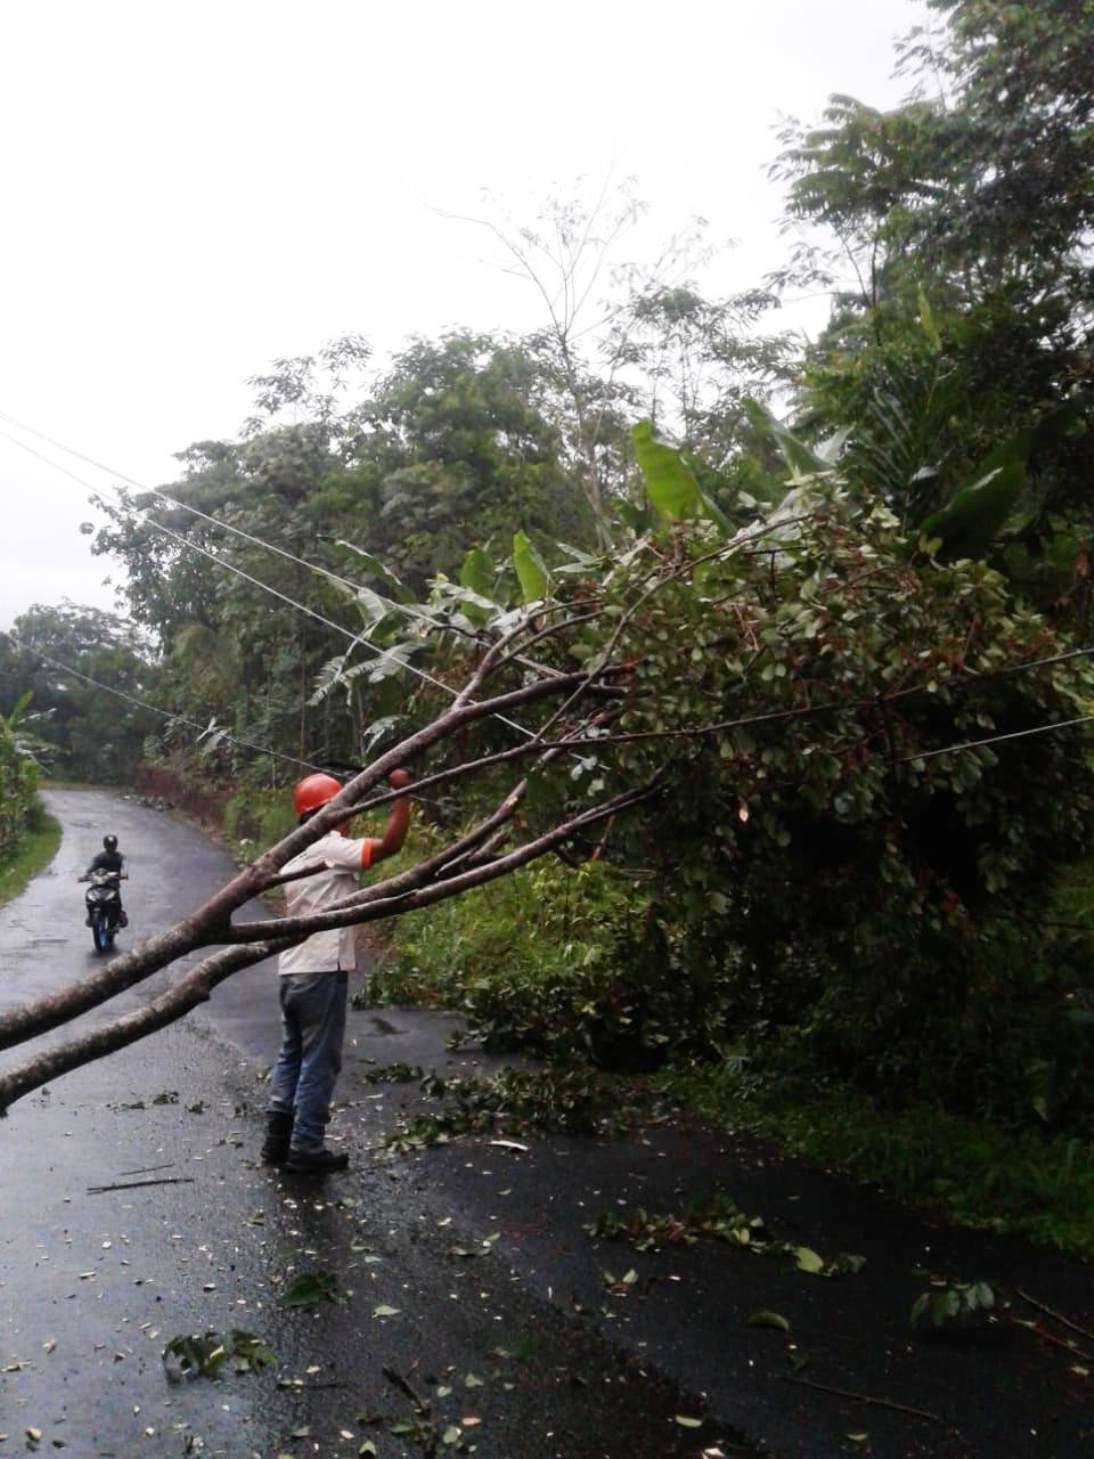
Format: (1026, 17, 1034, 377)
(1, 790, 1091, 1457)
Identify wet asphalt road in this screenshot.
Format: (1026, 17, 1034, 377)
(1, 791, 1092, 1458)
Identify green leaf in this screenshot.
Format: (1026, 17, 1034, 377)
(918, 435, 1030, 561)
(460, 546, 497, 602)
(632, 421, 700, 520)
(695, 479, 733, 534)
(513, 530, 550, 603)
(334, 541, 414, 602)
(281, 1270, 339, 1307)
(742, 398, 829, 478)
(917, 284, 941, 351)
(674, 1414, 704, 1428)
(748, 1310, 790, 1332)
(794, 1246, 826, 1274)
(372, 1303, 401, 1319)
(614, 497, 653, 535)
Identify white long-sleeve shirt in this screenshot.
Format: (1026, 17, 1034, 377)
(277, 831, 373, 975)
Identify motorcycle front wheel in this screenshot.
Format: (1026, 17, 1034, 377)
(91, 911, 116, 955)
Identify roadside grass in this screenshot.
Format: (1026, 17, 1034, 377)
(654, 1062, 1094, 1264)
(0, 801, 62, 910)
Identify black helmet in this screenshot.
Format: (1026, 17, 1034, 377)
(103, 835, 118, 852)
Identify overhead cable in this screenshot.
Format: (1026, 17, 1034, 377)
(26, 648, 325, 773)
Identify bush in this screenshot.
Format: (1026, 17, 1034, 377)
(390, 858, 734, 1070)
(0, 721, 41, 862)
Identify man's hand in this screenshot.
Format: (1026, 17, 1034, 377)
(369, 770, 413, 865)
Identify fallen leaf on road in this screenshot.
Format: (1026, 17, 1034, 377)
(794, 1246, 825, 1274)
(675, 1414, 703, 1427)
(281, 1271, 339, 1307)
(372, 1304, 400, 1319)
(748, 1310, 790, 1333)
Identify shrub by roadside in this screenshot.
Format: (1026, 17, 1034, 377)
(0, 800, 62, 910)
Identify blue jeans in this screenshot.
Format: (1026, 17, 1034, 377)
(267, 971, 348, 1152)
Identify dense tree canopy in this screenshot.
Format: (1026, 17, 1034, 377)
(3, 1, 1091, 1137)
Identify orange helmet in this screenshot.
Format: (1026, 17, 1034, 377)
(293, 773, 345, 816)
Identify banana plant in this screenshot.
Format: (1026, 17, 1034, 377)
(739, 396, 1032, 562)
(631, 421, 732, 532)
(918, 435, 1030, 561)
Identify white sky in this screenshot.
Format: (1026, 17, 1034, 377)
(0, 0, 923, 628)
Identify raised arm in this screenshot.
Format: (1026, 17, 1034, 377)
(362, 770, 412, 867)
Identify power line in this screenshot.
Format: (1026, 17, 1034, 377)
(0, 424, 513, 719)
(23, 639, 1094, 788)
(0, 417, 553, 747)
(4, 408, 1092, 774)
(895, 712, 1094, 765)
(26, 647, 325, 773)
(0, 405, 477, 661)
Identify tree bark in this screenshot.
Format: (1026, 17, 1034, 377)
(0, 667, 617, 1055)
(0, 785, 653, 1115)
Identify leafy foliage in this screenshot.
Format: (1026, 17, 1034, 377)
(910, 1279, 998, 1333)
(772, 1, 1093, 614)
(382, 1065, 647, 1154)
(162, 1329, 277, 1381)
(0, 603, 158, 785)
(0, 694, 47, 860)
(588, 1192, 865, 1277)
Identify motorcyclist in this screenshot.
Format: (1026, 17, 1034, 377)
(79, 835, 128, 927)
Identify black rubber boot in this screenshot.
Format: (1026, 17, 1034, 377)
(260, 1112, 294, 1165)
(284, 1146, 350, 1175)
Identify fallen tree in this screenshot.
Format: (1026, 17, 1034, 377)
(2, 423, 1091, 1120)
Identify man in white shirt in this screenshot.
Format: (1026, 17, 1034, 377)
(262, 768, 411, 1174)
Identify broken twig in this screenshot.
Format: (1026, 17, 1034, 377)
(87, 1176, 196, 1195)
(780, 1375, 946, 1426)
(1017, 1289, 1094, 1346)
(383, 1364, 430, 1413)
(1010, 1317, 1094, 1364)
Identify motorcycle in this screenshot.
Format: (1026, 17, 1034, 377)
(81, 871, 128, 954)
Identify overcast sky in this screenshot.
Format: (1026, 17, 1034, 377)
(0, 0, 923, 628)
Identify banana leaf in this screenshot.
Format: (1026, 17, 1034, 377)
(919, 435, 1030, 561)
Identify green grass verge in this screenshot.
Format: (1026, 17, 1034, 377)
(39, 778, 106, 791)
(0, 802, 63, 910)
(658, 1063, 1094, 1264)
